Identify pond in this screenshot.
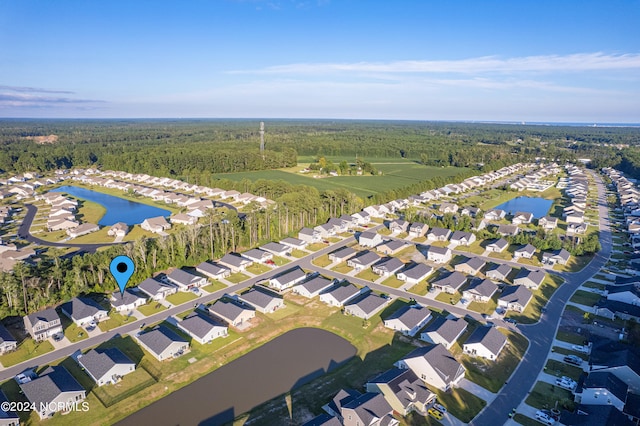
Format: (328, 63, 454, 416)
(51, 185, 171, 226)
(116, 327, 356, 426)
(495, 196, 554, 219)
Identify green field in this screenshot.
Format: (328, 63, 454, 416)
(210, 162, 468, 198)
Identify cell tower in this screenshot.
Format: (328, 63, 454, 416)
(259, 121, 265, 154)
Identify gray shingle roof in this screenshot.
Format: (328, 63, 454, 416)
(243, 248, 271, 261)
(359, 231, 379, 242)
(329, 246, 356, 260)
(0, 323, 16, 345)
(138, 325, 188, 356)
(178, 312, 225, 339)
(584, 372, 628, 402)
(196, 261, 230, 277)
(78, 348, 134, 382)
(326, 283, 363, 304)
(20, 366, 84, 407)
(0, 390, 18, 420)
(385, 305, 431, 330)
(297, 275, 334, 294)
(428, 227, 451, 238)
(428, 245, 450, 256)
(374, 257, 404, 273)
(138, 277, 175, 297)
(465, 278, 498, 298)
(486, 263, 512, 278)
(208, 299, 254, 322)
(451, 230, 473, 242)
(26, 307, 60, 326)
(261, 242, 289, 254)
(516, 244, 536, 255)
(400, 263, 432, 280)
(433, 271, 467, 291)
(271, 267, 306, 286)
(219, 253, 249, 268)
(111, 289, 146, 308)
(349, 250, 380, 266)
(346, 293, 387, 315)
(167, 268, 203, 287)
(515, 269, 545, 286)
(342, 392, 393, 425)
(423, 317, 467, 343)
(459, 256, 486, 271)
(61, 297, 107, 321)
(403, 344, 465, 384)
(498, 285, 532, 305)
(238, 287, 282, 310)
(368, 368, 434, 410)
(464, 326, 507, 356)
(378, 239, 406, 252)
(488, 238, 509, 250)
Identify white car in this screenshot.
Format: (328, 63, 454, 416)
(572, 345, 589, 353)
(433, 403, 447, 413)
(535, 410, 555, 425)
(555, 377, 577, 390)
(14, 373, 31, 384)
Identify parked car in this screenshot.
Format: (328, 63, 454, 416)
(535, 410, 555, 425)
(504, 318, 518, 324)
(428, 408, 444, 420)
(14, 373, 31, 384)
(564, 355, 583, 366)
(555, 376, 577, 390)
(572, 345, 589, 353)
(433, 403, 447, 413)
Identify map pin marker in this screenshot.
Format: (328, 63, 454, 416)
(110, 255, 135, 295)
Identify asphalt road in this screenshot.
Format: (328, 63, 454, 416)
(470, 170, 612, 426)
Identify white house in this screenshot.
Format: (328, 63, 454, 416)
(78, 348, 136, 386)
(462, 326, 508, 360)
(384, 304, 432, 337)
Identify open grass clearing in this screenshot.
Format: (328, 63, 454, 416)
(137, 302, 168, 316)
(246, 263, 271, 275)
(312, 254, 332, 268)
(227, 272, 251, 283)
(165, 291, 198, 306)
(569, 290, 601, 307)
(435, 291, 461, 305)
(202, 281, 227, 293)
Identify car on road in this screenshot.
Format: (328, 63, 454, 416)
(428, 408, 444, 420)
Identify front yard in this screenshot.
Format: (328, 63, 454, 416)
(0, 338, 55, 367)
(165, 291, 198, 306)
(506, 275, 564, 324)
(137, 301, 168, 316)
(569, 290, 601, 307)
(525, 381, 575, 411)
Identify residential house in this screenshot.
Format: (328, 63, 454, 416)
(20, 366, 86, 419)
(461, 206, 481, 218)
(366, 368, 435, 416)
(351, 211, 371, 226)
(462, 326, 508, 360)
(514, 244, 536, 259)
(567, 222, 588, 235)
(0, 324, 17, 354)
(207, 299, 255, 327)
(319, 283, 369, 307)
(237, 287, 284, 314)
(408, 222, 429, 238)
(511, 211, 533, 225)
(395, 344, 466, 391)
(314, 223, 336, 238)
(484, 209, 506, 221)
(107, 222, 128, 237)
(486, 238, 509, 253)
(177, 312, 228, 344)
(560, 404, 634, 426)
(566, 212, 585, 224)
(358, 231, 383, 248)
(280, 237, 308, 250)
(383, 304, 432, 337)
(166, 268, 207, 290)
(420, 317, 467, 349)
(538, 215, 558, 230)
(347, 251, 380, 271)
(170, 213, 197, 226)
(218, 253, 253, 272)
(60, 297, 109, 326)
(136, 325, 189, 361)
(495, 224, 520, 237)
(24, 307, 63, 341)
(498, 285, 533, 312)
(66, 223, 99, 238)
(242, 248, 273, 264)
(340, 392, 398, 426)
(605, 284, 640, 305)
(542, 248, 571, 266)
(47, 218, 79, 231)
(513, 269, 546, 290)
(431, 272, 467, 294)
(293, 275, 335, 299)
(260, 242, 292, 257)
(140, 216, 171, 234)
(298, 227, 321, 243)
(462, 278, 498, 303)
(344, 293, 388, 320)
(426, 246, 452, 264)
(376, 240, 409, 255)
(439, 202, 459, 214)
(268, 266, 307, 291)
(575, 372, 628, 411)
(328, 246, 357, 263)
(594, 300, 640, 322)
(449, 230, 476, 246)
(396, 263, 433, 285)
(195, 261, 231, 280)
(0, 390, 19, 425)
(426, 227, 451, 242)
(589, 340, 640, 391)
(388, 219, 409, 234)
(454, 256, 486, 276)
(372, 257, 405, 277)
(110, 289, 147, 312)
(137, 277, 177, 301)
(77, 348, 135, 386)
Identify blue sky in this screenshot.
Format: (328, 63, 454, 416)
(1, 0, 639, 122)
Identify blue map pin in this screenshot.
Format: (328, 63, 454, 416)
(110, 255, 135, 295)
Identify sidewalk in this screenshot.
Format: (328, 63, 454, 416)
(459, 378, 497, 404)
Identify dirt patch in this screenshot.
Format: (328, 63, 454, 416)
(24, 134, 59, 144)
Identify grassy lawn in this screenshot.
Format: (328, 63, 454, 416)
(569, 290, 601, 307)
(227, 272, 251, 283)
(246, 263, 271, 275)
(514, 413, 546, 426)
(74, 198, 107, 224)
(461, 329, 529, 392)
(407, 280, 430, 296)
(272, 256, 291, 266)
(525, 381, 575, 411)
(306, 242, 326, 251)
(332, 262, 354, 274)
(355, 269, 381, 282)
(583, 281, 605, 290)
(551, 346, 589, 361)
(98, 312, 134, 332)
(467, 297, 498, 315)
(381, 276, 405, 288)
(290, 249, 308, 258)
(0, 338, 55, 367)
(455, 241, 485, 255)
(123, 225, 157, 242)
(553, 254, 593, 273)
(137, 302, 168, 316)
(434, 387, 486, 423)
(165, 291, 198, 306)
(556, 330, 587, 346)
(412, 236, 427, 243)
(60, 315, 89, 343)
(312, 254, 332, 268)
(435, 291, 461, 305)
(517, 257, 542, 267)
(489, 250, 514, 261)
(544, 359, 584, 381)
(202, 281, 227, 293)
(263, 304, 303, 321)
(506, 275, 564, 324)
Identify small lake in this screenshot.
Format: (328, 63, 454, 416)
(495, 196, 554, 218)
(117, 328, 356, 426)
(51, 185, 171, 226)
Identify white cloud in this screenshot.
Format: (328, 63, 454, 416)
(230, 52, 640, 75)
